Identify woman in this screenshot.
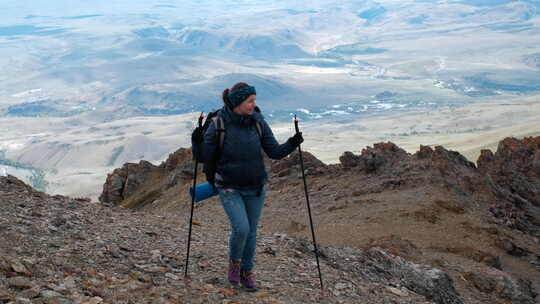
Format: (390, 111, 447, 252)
(202, 82, 303, 291)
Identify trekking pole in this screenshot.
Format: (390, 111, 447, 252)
(294, 115, 324, 291)
(185, 112, 204, 278)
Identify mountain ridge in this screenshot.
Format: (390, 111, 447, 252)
(1, 136, 540, 303)
(95, 136, 540, 302)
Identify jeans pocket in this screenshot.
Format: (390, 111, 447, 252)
(218, 188, 236, 204)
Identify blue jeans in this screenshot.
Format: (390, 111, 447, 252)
(218, 187, 266, 271)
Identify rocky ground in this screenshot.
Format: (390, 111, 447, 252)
(2, 175, 467, 304)
(2, 136, 540, 303)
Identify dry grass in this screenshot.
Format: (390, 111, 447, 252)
(122, 189, 161, 209)
(120, 171, 166, 209)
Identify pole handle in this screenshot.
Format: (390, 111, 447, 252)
(294, 114, 300, 134)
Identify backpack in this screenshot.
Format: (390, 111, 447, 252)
(192, 108, 263, 186)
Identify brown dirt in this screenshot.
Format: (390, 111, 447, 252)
(96, 138, 540, 303)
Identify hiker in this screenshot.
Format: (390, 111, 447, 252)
(200, 82, 303, 291)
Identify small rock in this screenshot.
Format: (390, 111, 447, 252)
(255, 291, 270, 298)
(107, 248, 122, 259)
(119, 245, 132, 252)
(0, 286, 12, 301)
(335, 282, 348, 290)
(151, 249, 162, 261)
(0, 256, 11, 272)
(386, 286, 409, 297)
(21, 258, 36, 266)
(144, 266, 168, 273)
(54, 276, 76, 292)
(82, 296, 103, 304)
(86, 278, 102, 286)
(219, 289, 235, 297)
(7, 277, 33, 289)
(351, 191, 362, 197)
(10, 259, 31, 276)
(165, 273, 180, 280)
(262, 246, 276, 256)
(83, 287, 105, 298)
(125, 279, 145, 290)
(277, 168, 291, 177)
(40, 289, 63, 298)
(203, 284, 217, 292)
(31, 210, 43, 217)
(497, 239, 529, 257)
(19, 287, 40, 299)
(51, 216, 67, 227)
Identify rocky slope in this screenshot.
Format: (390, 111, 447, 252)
(2, 137, 539, 303)
(1, 174, 477, 304)
(477, 136, 540, 236)
(97, 136, 540, 303)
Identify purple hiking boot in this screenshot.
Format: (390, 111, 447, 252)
(228, 260, 241, 285)
(240, 269, 258, 292)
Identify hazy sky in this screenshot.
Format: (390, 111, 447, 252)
(0, 0, 308, 22)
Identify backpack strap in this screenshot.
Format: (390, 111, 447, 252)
(212, 115, 226, 151)
(255, 121, 262, 138)
(212, 112, 262, 151)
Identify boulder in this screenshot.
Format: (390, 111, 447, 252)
(99, 160, 158, 205)
(478, 136, 540, 235)
(339, 142, 409, 173)
(464, 267, 536, 304)
(339, 151, 362, 168)
(161, 148, 192, 172)
(359, 247, 464, 304)
(271, 150, 327, 176)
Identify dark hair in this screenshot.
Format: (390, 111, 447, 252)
(222, 82, 248, 107)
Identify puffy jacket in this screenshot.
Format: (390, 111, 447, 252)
(202, 106, 295, 189)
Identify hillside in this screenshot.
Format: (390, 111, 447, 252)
(2, 173, 473, 304)
(96, 136, 540, 303)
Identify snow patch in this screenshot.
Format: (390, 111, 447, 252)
(11, 88, 42, 98)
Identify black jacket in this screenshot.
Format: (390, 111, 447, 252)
(202, 106, 295, 189)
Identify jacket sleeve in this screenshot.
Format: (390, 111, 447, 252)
(201, 121, 218, 163)
(260, 120, 296, 160)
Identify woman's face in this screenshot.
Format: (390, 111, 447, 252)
(234, 94, 257, 115)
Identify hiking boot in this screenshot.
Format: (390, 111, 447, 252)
(240, 269, 258, 292)
(228, 260, 241, 285)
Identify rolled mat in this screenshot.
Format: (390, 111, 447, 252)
(189, 182, 219, 202)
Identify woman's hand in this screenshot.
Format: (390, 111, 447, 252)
(191, 127, 204, 144)
(287, 132, 304, 147)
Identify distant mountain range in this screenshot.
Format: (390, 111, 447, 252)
(1, 0, 539, 122)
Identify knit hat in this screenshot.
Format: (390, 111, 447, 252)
(227, 85, 256, 109)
